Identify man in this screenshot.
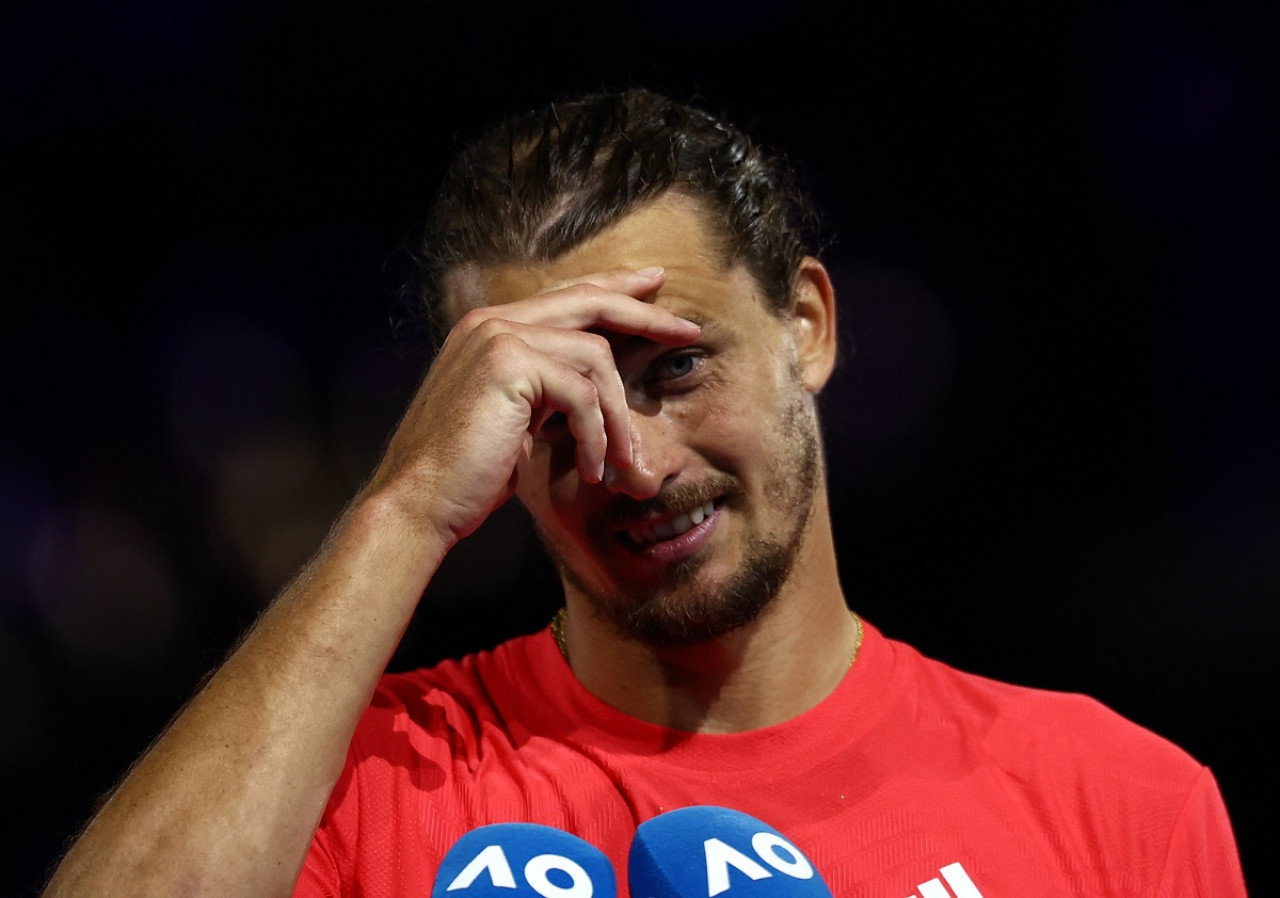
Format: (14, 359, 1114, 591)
(44, 89, 1244, 897)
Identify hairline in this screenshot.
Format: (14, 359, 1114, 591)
(438, 188, 797, 327)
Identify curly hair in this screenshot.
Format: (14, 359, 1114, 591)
(414, 88, 822, 337)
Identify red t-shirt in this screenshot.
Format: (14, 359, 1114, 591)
(294, 622, 1244, 897)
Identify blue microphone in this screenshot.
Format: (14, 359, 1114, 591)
(628, 806, 832, 898)
(432, 822, 617, 898)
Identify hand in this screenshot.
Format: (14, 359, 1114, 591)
(362, 267, 700, 546)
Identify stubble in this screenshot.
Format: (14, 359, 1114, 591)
(535, 386, 821, 646)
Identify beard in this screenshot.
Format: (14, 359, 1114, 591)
(534, 388, 822, 647)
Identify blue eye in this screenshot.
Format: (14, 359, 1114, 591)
(654, 352, 699, 381)
(664, 355, 695, 377)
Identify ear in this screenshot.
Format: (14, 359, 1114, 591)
(789, 257, 838, 393)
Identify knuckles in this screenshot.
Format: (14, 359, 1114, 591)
(575, 380, 601, 407)
(568, 283, 606, 303)
(456, 307, 505, 335)
(578, 330, 613, 361)
(478, 331, 532, 378)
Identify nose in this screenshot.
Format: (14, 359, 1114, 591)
(602, 409, 685, 500)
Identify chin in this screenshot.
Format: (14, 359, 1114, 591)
(570, 532, 800, 646)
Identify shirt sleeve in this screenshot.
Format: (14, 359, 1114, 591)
(290, 738, 361, 898)
(1153, 767, 1247, 897)
(291, 824, 341, 898)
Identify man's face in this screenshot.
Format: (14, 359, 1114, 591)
(464, 194, 831, 645)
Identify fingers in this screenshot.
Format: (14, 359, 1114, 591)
(532, 359, 610, 482)
(464, 268, 701, 346)
(450, 267, 700, 482)
(505, 323, 632, 473)
(541, 265, 668, 297)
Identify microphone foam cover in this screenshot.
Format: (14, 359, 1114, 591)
(628, 806, 832, 898)
(433, 822, 617, 898)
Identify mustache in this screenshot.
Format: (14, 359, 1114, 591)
(605, 474, 744, 526)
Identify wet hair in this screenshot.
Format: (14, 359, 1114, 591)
(412, 88, 821, 337)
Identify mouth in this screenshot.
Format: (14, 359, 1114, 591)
(616, 499, 718, 548)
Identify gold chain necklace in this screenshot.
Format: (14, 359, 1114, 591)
(550, 607, 864, 670)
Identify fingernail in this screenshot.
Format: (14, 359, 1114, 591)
(636, 266, 664, 278)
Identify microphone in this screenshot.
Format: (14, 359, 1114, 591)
(432, 822, 617, 898)
(628, 806, 833, 898)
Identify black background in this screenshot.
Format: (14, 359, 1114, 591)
(3, 0, 1276, 893)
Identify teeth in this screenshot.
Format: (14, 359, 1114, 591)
(626, 500, 718, 546)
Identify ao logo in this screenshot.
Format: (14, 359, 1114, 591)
(702, 831, 814, 897)
(445, 844, 597, 898)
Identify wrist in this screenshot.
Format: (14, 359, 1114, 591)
(342, 482, 454, 574)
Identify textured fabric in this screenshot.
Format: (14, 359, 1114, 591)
(293, 622, 1245, 897)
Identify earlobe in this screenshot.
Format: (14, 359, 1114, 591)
(790, 258, 838, 393)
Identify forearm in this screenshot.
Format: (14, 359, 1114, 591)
(43, 492, 447, 898)
(43, 268, 690, 897)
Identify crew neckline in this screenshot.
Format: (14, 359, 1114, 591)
(497, 620, 897, 772)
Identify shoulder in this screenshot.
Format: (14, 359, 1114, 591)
(857, 631, 1244, 895)
(882, 635, 1205, 792)
(351, 631, 547, 759)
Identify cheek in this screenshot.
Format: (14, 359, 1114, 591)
(546, 478, 580, 516)
(701, 371, 809, 483)
(681, 382, 766, 468)
(518, 441, 579, 508)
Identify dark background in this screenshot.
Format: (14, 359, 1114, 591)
(3, 0, 1276, 893)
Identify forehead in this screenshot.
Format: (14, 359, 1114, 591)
(444, 193, 772, 323)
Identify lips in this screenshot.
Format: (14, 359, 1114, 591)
(618, 500, 717, 547)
